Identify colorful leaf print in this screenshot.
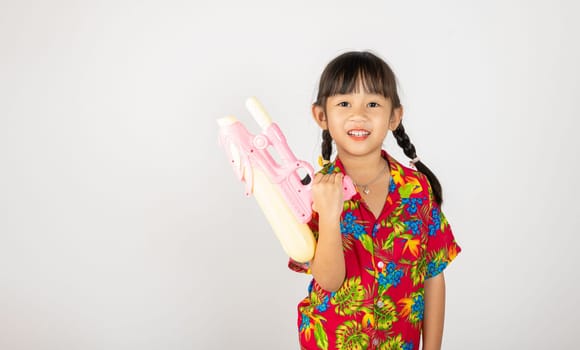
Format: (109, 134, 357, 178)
(361, 309, 375, 328)
(343, 200, 360, 211)
(309, 284, 332, 313)
(375, 296, 398, 330)
(398, 298, 413, 318)
(419, 200, 431, 218)
(335, 320, 369, 350)
(449, 244, 458, 261)
(342, 233, 356, 252)
(300, 314, 311, 338)
(398, 291, 424, 326)
(383, 234, 395, 251)
(384, 215, 405, 236)
(314, 321, 329, 350)
(359, 234, 374, 254)
(427, 247, 451, 277)
(392, 165, 404, 185)
(310, 287, 321, 305)
(310, 281, 329, 302)
(409, 257, 426, 286)
(404, 176, 423, 194)
(331, 276, 365, 316)
(403, 238, 421, 258)
(378, 334, 405, 350)
(398, 183, 415, 199)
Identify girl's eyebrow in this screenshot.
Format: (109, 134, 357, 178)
(330, 93, 385, 99)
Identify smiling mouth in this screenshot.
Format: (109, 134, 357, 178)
(347, 129, 370, 138)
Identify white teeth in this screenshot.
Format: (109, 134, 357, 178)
(348, 130, 370, 137)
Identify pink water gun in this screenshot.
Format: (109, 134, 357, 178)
(217, 97, 356, 262)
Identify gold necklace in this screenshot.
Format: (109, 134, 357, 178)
(353, 162, 389, 195)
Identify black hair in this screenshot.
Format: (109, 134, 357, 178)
(314, 51, 443, 205)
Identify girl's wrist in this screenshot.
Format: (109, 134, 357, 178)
(317, 216, 342, 241)
(317, 212, 342, 226)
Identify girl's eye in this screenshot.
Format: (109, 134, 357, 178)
(368, 102, 380, 108)
(338, 101, 349, 107)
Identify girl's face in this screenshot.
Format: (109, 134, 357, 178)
(313, 84, 402, 159)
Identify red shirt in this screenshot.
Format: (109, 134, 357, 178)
(289, 151, 461, 350)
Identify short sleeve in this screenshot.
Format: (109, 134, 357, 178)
(423, 180, 461, 279)
(287, 211, 319, 274)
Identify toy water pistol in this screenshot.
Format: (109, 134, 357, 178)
(217, 97, 356, 263)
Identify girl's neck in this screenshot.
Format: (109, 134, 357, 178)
(338, 151, 388, 184)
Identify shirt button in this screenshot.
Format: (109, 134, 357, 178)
(377, 261, 385, 269)
(376, 300, 384, 308)
(372, 338, 380, 346)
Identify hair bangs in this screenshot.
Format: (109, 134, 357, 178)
(316, 51, 398, 106)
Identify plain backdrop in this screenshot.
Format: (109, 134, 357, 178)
(1, 0, 579, 349)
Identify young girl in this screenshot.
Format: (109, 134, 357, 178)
(289, 51, 461, 350)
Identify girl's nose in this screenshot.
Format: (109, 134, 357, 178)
(349, 105, 368, 120)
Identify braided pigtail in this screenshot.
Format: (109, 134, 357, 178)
(321, 129, 333, 163)
(392, 123, 443, 205)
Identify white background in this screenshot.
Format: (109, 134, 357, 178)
(1, 0, 579, 349)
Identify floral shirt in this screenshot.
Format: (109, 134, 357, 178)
(289, 151, 461, 350)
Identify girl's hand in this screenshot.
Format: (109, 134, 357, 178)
(311, 173, 344, 221)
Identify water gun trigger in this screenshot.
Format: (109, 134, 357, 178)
(292, 160, 315, 189)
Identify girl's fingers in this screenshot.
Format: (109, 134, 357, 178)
(313, 173, 324, 184)
(311, 173, 344, 215)
(314, 173, 343, 185)
(325, 173, 342, 184)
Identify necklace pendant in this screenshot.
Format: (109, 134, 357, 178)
(353, 161, 388, 196)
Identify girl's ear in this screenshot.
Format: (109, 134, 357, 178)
(389, 106, 404, 131)
(311, 104, 327, 130)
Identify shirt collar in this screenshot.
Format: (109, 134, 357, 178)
(328, 150, 402, 201)
(332, 150, 399, 178)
